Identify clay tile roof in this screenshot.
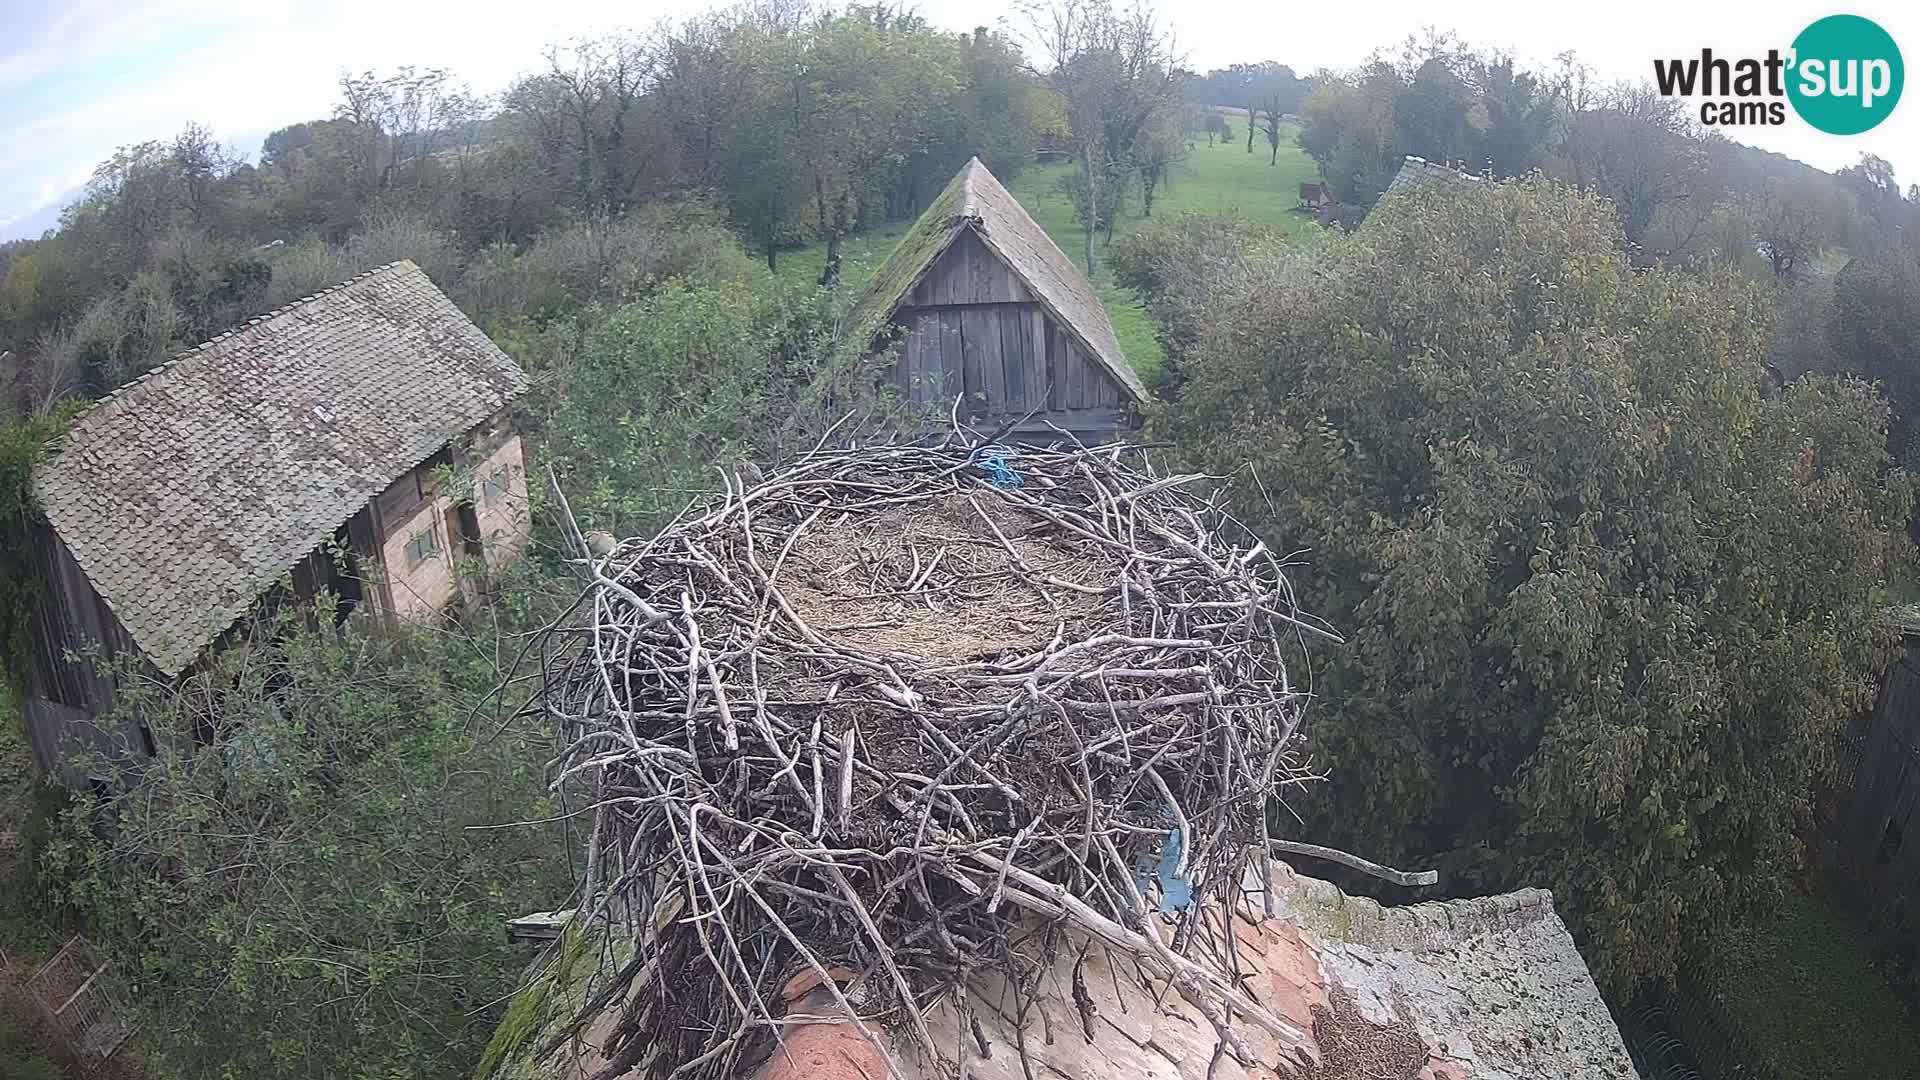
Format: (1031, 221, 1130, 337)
(845, 156, 1146, 402)
(33, 261, 526, 677)
(497, 863, 1636, 1080)
(902, 863, 1638, 1080)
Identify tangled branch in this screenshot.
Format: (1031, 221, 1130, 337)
(539, 436, 1336, 1078)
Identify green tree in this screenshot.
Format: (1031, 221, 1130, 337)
(796, 9, 964, 286)
(1030, 0, 1183, 274)
(1295, 67, 1397, 206)
(1472, 54, 1554, 176)
(1562, 86, 1710, 254)
(1392, 56, 1476, 166)
(1159, 176, 1914, 994)
(1829, 252, 1920, 463)
(527, 278, 900, 537)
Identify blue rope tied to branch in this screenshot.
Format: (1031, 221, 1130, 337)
(972, 444, 1023, 489)
(1133, 816, 1195, 913)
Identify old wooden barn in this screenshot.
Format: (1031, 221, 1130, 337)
(845, 157, 1146, 445)
(22, 260, 531, 787)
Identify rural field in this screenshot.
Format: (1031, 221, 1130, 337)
(785, 123, 1318, 377)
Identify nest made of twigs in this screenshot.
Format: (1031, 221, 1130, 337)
(539, 437, 1334, 1079)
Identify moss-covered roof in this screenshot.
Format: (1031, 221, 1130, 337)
(844, 157, 1145, 402)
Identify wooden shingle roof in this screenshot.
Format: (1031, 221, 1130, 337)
(846, 156, 1145, 401)
(34, 261, 526, 677)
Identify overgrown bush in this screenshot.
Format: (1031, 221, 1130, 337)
(525, 278, 902, 538)
(459, 200, 756, 324)
(0, 406, 83, 683)
(1109, 210, 1293, 393)
(262, 210, 459, 309)
(35, 580, 576, 1080)
(1159, 175, 1916, 994)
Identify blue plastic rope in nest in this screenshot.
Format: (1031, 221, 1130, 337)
(972, 444, 1023, 489)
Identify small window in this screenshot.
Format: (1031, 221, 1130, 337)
(480, 468, 512, 505)
(404, 527, 439, 567)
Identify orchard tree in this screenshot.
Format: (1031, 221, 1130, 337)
(1029, 0, 1182, 275)
(1158, 175, 1915, 993)
(1257, 92, 1286, 165)
(1295, 65, 1397, 205)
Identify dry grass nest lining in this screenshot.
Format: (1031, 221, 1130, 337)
(539, 439, 1337, 1080)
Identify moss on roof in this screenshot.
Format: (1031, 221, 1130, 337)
(843, 164, 973, 348)
(842, 157, 1146, 403)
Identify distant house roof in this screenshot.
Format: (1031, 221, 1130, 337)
(496, 862, 1635, 1080)
(1373, 155, 1484, 213)
(34, 260, 526, 677)
(845, 156, 1145, 402)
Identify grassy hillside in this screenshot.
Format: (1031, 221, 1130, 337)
(1709, 889, 1920, 1079)
(782, 124, 1319, 379)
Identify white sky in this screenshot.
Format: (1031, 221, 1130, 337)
(1, 0, 1915, 237)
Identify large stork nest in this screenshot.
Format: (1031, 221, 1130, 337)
(539, 439, 1335, 1079)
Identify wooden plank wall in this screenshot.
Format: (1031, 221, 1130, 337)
(907, 230, 1035, 307)
(20, 524, 153, 786)
(894, 229, 1131, 440)
(1834, 641, 1920, 881)
(1814, 632, 1920, 998)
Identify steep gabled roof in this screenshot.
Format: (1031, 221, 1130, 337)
(34, 260, 527, 677)
(846, 156, 1145, 401)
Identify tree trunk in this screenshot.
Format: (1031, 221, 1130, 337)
(1082, 163, 1098, 277)
(816, 175, 840, 289)
(1271, 142, 1279, 166)
(821, 233, 843, 289)
(1246, 107, 1256, 153)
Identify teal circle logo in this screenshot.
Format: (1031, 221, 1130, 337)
(1787, 14, 1903, 135)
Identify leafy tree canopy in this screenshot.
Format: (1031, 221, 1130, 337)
(1829, 251, 1920, 463)
(1158, 176, 1915, 992)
